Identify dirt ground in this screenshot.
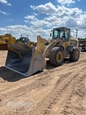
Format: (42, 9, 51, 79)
(0, 51, 86, 115)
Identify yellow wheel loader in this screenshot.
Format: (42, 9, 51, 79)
(0, 34, 16, 50)
(5, 27, 80, 76)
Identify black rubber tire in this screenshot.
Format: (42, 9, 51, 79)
(70, 48, 80, 62)
(49, 47, 64, 66)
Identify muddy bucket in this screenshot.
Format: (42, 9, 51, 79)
(5, 44, 46, 76)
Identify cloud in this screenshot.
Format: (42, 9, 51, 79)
(57, 0, 75, 5)
(32, 13, 38, 16)
(25, 15, 37, 21)
(0, 27, 7, 31)
(26, 2, 86, 38)
(24, 14, 52, 28)
(0, 10, 10, 15)
(29, 3, 85, 29)
(0, 25, 50, 41)
(30, 2, 57, 15)
(0, 0, 11, 6)
(30, 2, 82, 18)
(30, 5, 36, 10)
(24, 20, 29, 23)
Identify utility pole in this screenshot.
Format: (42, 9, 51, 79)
(21, 34, 22, 37)
(75, 29, 78, 38)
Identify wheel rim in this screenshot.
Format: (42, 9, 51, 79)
(56, 52, 62, 62)
(75, 51, 79, 59)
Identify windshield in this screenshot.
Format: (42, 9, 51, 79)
(52, 29, 69, 41)
(53, 30, 60, 39)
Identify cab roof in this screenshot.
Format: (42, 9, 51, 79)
(53, 27, 70, 31)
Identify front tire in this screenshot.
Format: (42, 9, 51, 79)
(49, 47, 64, 66)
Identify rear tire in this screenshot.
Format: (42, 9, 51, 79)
(49, 47, 64, 66)
(70, 48, 80, 62)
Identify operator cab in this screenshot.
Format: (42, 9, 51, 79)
(19, 37, 30, 44)
(50, 27, 70, 41)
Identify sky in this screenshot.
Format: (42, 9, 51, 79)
(0, 0, 86, 41)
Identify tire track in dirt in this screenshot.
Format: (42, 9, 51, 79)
(0, 74, 52, 99)
(29, 64, 86, 115)
(62, 75, 86, 115)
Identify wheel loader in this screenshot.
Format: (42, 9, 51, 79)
(0, 34, 16, 50)
(5, 27, 80, 76)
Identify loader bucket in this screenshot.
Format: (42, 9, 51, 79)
(5, 44, 46, 76)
